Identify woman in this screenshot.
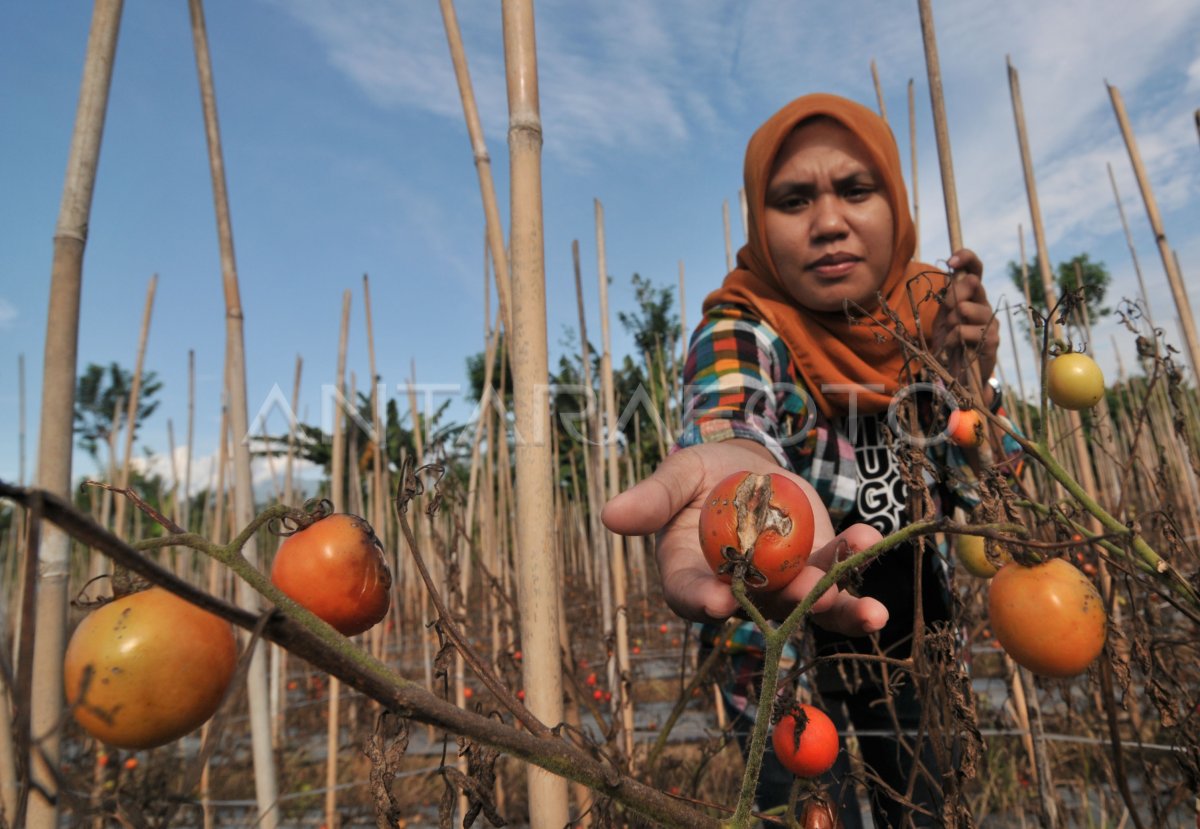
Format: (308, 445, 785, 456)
(602, 94, 1004, 826)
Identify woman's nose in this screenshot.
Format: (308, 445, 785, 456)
(810, 195, 849, 238)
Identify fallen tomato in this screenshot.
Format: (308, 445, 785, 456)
(698, 471, 814, 591)
(271, 512, 392, 636)
(63, 587, 237, 750)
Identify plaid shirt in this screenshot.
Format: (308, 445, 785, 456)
(677, 303, 1020, 522)
(683, 304, 1022, 715)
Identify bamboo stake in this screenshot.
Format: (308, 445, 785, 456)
(111, 274, 157, 540)
(595, 198, 637, 765)
(439, 0, 513, 338)
(678, 260, 688, 350)
(183, 350, 195, 533)
(870, 59, 888, 122)
(572, 240, 611, 634)
(908, 79, 920, 262)
(27, 3, 123, 825)
(1108, 82, 1200, 381)
(501, 1, 570, 820)
(187, 0, 279, 822)
(1106, 163, 1156, 333)
(722, 199, 734, 272)
(917, 0, 962, 251)
(325, 289, 351, 829)
(0, 356, 24, 821)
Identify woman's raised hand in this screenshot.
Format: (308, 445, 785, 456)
(933, 248, 1000, 395)
(600, 439, 889, 636)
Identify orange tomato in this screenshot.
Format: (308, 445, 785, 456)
(988, 558, 1106, 677)
(64, 588, 237, 749)
(698, 471, 815, 591)
(947, 408, 984, 448)
(271, 513, 392, 636)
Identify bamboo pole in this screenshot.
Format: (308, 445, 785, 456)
(183, 350, 195, 533)
(908, 78, 920, 262)
(870, 59, 888, 122)
(111, 274, 157, 540)
(439, 0, 513, 338)
(722, 199, 734, 272)
(187, 1, 279, 823)
(0, 355, 24, 821)
(595, 199, 636, 764)
(1106, 163, 1156, 332)
(26, 3, 123, 825)
(325, 289, 351, 829)
(1108, 83, 1200, 381)
(501, 1, 570, 820)
(917, 0, 962, 252)
(572, 240, 611, 634)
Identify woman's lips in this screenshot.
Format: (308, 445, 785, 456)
(807, 255, 861, 278)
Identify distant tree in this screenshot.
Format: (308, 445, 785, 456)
(74, 362, 162, 469)
(618, 272, 681, 358)
(1007, 253, 1111, 328)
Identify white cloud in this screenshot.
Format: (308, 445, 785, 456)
(129, 445, 323, 501)
(0, 298, 16, 328)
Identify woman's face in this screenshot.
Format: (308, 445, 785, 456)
(763, 119, 894, 313)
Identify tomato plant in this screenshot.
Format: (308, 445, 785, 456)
(988, 557, 1107, 677)
(947, 407, 984, 448)
(772, 703, 839, 778)
(1047, 352, 1105, 410)
(698, 471, 814, 591)
(271, 512, 392, 636)
(63, 587, 238, 750)
(954, 533, 1009, 579)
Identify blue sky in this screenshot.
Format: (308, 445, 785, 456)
(2, 1, 1198, 491)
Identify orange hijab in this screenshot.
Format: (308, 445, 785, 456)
(703, 94, 936, 417)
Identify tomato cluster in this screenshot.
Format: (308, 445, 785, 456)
(698, 471, 815, 591)
(63, 588, 238, 749)
(271, 512, 392, 636)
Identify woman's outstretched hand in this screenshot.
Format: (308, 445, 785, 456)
(600, 439, 889, 637)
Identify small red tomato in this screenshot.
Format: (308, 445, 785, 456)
(271, 513, 391, 636)
(947, 408, 984, 448)
(516, 689, 525, 701)
(462, 687, 473, 699)
(632, 645, 641, 655)
(772, 704, 839, 778)
(513, 650, 522, 661)
(123, 757, 139, 771)
(659, 623, 669, 634)
(603, 691, 612, 702)
(585, 672, 597, 686)
(593, 689, 603, 701)
(698, 471, 815, 591)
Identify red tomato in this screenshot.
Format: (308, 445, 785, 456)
(698, 471, 815, 591)
(988, 557, 1106, 677)
(1047, 353, 1105, 410)
(947, 408, 984, 448)
(772, 704, 839, 778)
(271, 513, 392, 636)
(63, 587, 238, 749)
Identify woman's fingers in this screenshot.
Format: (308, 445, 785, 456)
(600, 448, 704, 536)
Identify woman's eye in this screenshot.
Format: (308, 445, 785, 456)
(775, 194, 808, 210)
(844, 185, 875, 201)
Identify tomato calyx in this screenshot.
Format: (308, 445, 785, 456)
(777, 700, 812, 742)
(270, 498, 336, 537)
(710, 473, 796, 590)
